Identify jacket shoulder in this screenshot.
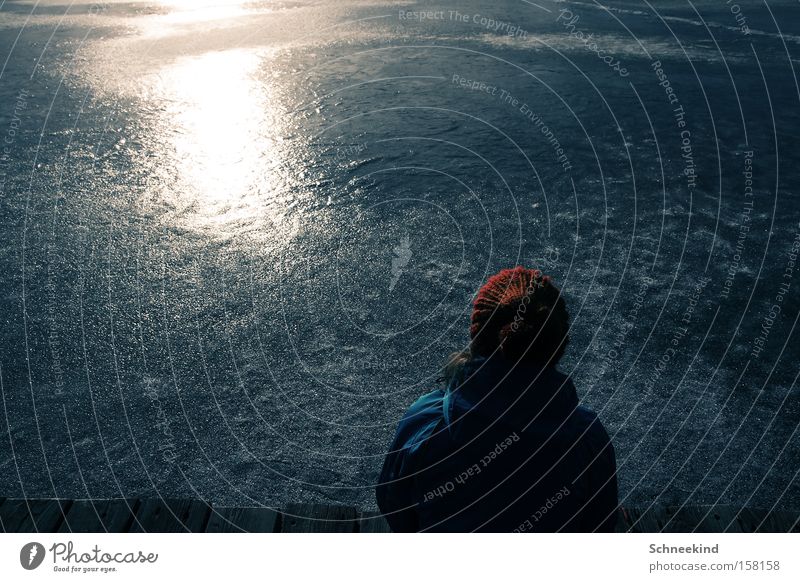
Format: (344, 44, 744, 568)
(571, 405, 612, 445)
(394, 389, 447, 453)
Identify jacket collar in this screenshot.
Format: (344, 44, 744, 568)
(444, 356, 579, 431)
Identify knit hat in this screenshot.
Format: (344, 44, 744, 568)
(470, 267, 569, 365)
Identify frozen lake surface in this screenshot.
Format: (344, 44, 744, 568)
(0, 0, 799, 510)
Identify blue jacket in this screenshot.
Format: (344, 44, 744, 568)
(376, 357, 618, 532)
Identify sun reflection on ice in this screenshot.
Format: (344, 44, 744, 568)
(156, 0, 251, 24)
(151, 48, 287, 230)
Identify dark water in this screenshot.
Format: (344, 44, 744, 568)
(0, 0, 798, 510)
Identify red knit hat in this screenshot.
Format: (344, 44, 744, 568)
(470, 267, 569, 364)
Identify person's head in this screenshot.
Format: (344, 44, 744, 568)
(469, 267, 569, 367)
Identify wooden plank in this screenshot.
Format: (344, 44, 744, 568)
(705, 506, 740, 532)
(736, 507, 767, 533)
(281, 504, 357, 533)
(0, 499, 71, 533)
(358, 510, 391, 533)
(0, 499, 34, 532)
(701, 506, 746, 533)
(622, 505, 793, 533)
(787, 512, 800, 533)
(762, 510, 800, 533)
(130, 498, 211, 533)
(614, 507, 632, 532)
(205, 507, 279, 533)
(626, 506, 668, 533)
(661, 505, 739, 533)
(738, 508, 799, 533)
(59, 499, 139, 533)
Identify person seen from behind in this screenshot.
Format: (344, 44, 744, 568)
(376, 267, 618, 532)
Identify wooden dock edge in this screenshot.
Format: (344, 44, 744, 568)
(0, 498, 797, 533)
